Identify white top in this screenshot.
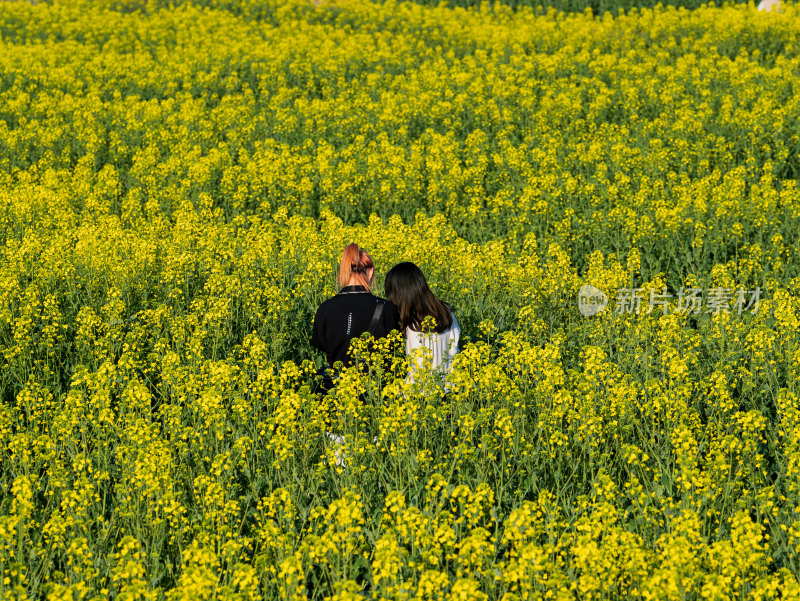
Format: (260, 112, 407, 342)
(405, 312, 460, 384)
(758, 0, 780, 12)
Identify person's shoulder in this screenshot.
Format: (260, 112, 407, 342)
(315, 294, 343, 315)
(317, 295, 338, 308)
(444, 311, 460, 336)
(375, 296, 399, 322)
(374, 295, 399, 313)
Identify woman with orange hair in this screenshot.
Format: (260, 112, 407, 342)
(311, 243, 400, 377)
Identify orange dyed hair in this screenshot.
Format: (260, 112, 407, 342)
(336, 243, 374, 291)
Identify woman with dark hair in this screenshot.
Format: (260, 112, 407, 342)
(312, 243, 400, 373)
(384, 262, 460, 381)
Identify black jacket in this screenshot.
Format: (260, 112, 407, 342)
(311, 286, 400, 366)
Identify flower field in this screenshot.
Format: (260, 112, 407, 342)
(1, 0, 800, 598)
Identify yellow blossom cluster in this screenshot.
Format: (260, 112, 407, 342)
(1, 0, 800, 599)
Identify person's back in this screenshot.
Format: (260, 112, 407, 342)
(403, 312, 460, 376)
(312, 285, 398, 367)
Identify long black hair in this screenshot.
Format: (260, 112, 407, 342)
(384, 262, 453, 334)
